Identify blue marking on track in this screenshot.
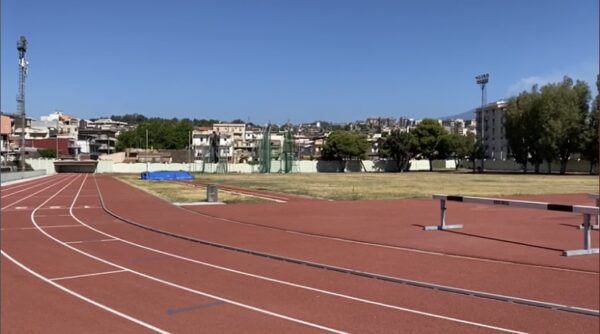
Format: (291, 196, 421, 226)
(166, 301, 225, 316)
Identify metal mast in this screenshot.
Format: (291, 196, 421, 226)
(475, 73, 489, 172)
(17, 36, 29, 171)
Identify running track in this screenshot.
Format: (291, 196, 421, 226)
(1, 174, 598, 333)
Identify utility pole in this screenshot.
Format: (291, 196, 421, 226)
(17, 36, 28, 171)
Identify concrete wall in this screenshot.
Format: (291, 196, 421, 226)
(26, 158, 57, 175)
(1, 170, 47, 183)
(460, 159, 598, 174)
(91, 159, 438, 174)
(26, 157, 593, 174)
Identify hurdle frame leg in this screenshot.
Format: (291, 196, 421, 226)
(424, 199, 463, 231)
(564, 214, 600, 256)
(579, 197, 600, 230)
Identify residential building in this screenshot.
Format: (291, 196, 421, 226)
(475, 100, 509, 160)
(1, 115, 13, 152)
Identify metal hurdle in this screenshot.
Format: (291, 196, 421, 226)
(579, 193, 599, 230)
(424, 195, 599, 257)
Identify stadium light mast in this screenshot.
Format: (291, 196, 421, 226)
(17, 36, 29, 171)
(475, 73, 489, 107)
(475, 73, 489, 172)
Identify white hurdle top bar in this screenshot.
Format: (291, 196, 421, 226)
(432, 195, 599, 216)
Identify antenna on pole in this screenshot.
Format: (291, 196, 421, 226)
(17, 36, 29, 172)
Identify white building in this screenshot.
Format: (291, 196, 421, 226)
(475, 100, 509, 160)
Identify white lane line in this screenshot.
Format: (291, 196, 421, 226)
(65, 239, 118, 245)
(35, 214, 73, 217)
(1, 251, 169, 333)
(1, 176, 73, 210)
(90, 176, 528, 333)
(62, 174, 346, 334)
(1, 224, 83, 231)
(50, 269, 128, 281)
(0, 174, 66, 198)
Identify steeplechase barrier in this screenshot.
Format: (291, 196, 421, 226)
(579, 193, 599, 230)
(424, 195, 599, 257)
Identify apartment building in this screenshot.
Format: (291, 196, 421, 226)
(475, 100, 509, 160)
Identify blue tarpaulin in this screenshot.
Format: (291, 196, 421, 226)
(140, 171, 194, 180)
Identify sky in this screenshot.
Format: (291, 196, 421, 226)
(1, 0, 598, 124)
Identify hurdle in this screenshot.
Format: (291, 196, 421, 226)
(579, 193, 599, 230)
(424, 195, 599, 257)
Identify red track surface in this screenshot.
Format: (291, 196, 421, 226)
(1, 174, 599, 333)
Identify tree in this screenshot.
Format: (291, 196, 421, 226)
(505, 97, 530, 172)
(116, 119, 194, 151)
(540, 77, 590, 174)
(580, 74, 600, 174)
(581, 97, 599, 174)
(441, 133, 472, 170)
(110, 113, 147, 125)
(380, 130, 416, 172)
(411, 119, 448, 171)
(322, 131, 369, 172)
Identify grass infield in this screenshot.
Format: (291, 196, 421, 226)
(116, 175, 270, 204)
(117, 172, 598, 203)
(192, 172, 599, 201)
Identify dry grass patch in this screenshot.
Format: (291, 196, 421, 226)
(116, 175, 270, 204)
(193, 172, 598, 201)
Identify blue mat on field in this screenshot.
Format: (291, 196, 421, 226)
(140, 171, 194, 180)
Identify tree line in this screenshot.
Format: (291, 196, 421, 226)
(323, 120, 482, 172)
(114, 75, 598, 174)
(505, 76, 597, 174)
(323, 76, 598, 174)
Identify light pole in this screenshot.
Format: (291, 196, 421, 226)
(475, 73, 489, 171)
(16, 36, 28, 172)
(56, 118, 59, 159)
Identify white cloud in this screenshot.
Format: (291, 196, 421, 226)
(506, 61, 598, 96)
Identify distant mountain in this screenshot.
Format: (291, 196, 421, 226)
(441, 109, 475, 121)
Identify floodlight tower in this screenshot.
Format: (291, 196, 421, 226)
(17, 36, 29, 171)
(475, 73, 489, 172)
(475, 73, 489, 107)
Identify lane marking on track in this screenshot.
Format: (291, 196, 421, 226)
(33, 214, 73, 217)
(15, 206, 28, 210)
(1, 176, 73, 210)
(22, 175, 346, 334)
(65, 238, 118, 245)
(1, 251, 169, 333)
(0, 174, 67, 199)
(74, 175, 529, 333)
(55, 174, 348, 334)
(1, 224, 83, 231)
(50, 269, 128, 281)
(182, 206, 599, 276)
(101, 176, 599, 317)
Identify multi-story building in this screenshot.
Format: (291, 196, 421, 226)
(475, 100, 509, 160)
(78, 118, 128, 156)
(1, 115, 12, 152)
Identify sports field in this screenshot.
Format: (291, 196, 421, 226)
(120, 172, 599, 202)
(2, 173, 598, 333)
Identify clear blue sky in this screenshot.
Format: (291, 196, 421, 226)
(1, 0, 598, 124)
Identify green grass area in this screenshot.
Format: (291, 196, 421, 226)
(116, 172, 598, 203)
(116, 175, 270, 204)
(192, 172, 599, 201)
